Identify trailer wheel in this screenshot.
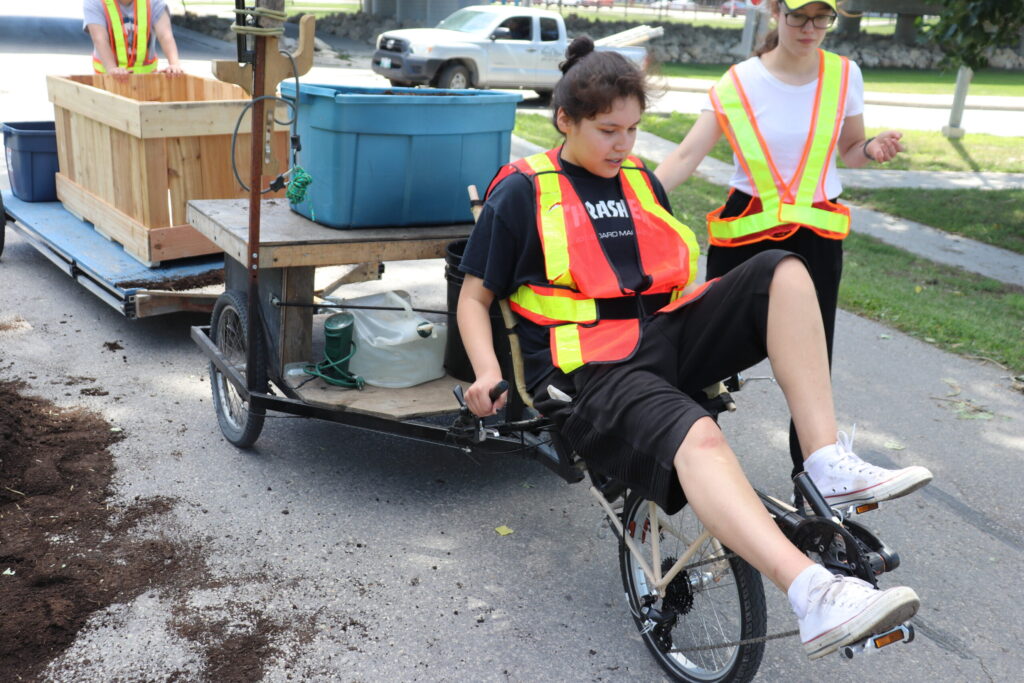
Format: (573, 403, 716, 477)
(209, 289, 267, 448)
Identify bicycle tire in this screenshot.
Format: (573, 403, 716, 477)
(209, 289, 267, 448)
(618, 491, 767, 682)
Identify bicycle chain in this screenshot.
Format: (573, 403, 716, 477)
(669, 628, 800, 654)
(661, 551, 801, 653)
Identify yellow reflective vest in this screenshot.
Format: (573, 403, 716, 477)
(487, 149, 712, 374)
(707, 50, 851, 247)
(93, 0, 158, 74)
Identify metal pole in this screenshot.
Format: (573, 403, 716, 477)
(942, 65, 972, 139)
(246, 36, 268, 392)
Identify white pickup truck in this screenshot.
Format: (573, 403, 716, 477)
(371, 4, 651, 96)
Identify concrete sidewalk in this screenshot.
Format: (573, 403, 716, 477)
(513, 129, 1024, 288)
(662, 75, 1024, 112)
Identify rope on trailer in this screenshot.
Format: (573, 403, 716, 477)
(231, 6, 288, 36)
(301, 342, 365, 390)
(286, 166, 313, 209)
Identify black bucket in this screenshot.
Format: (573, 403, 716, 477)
(444, 239, 507, 383)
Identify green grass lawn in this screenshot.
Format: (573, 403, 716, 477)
(840, 232, 1024, 374)
(659, 63, 1024, 97)
(513, 117, 1024, 374)
(845, 188, 1024, 256)
(635, 111, 1024, 174)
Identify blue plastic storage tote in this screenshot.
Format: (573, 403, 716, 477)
(281, 83, 520, 228)
(2, 121, 59, 202)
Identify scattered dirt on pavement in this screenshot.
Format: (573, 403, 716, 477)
(115, 269, 224, 292)
(0, 379, 293, 681)
(101, 341, 123, 352)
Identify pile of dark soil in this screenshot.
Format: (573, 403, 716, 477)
(0, 380, 187, 679)
(0, 378, 307, 680)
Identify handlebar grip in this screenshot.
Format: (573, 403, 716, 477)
(489, 380, 509, 402)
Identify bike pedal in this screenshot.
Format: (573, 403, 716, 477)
(840, 622, 914, 659)
(842, 502, 880, 517)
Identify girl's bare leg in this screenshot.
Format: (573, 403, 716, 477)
(674, 418, 812, 592)
(766, 257, 837, 457)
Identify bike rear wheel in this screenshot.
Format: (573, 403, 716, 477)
(618, 492, 767, 682)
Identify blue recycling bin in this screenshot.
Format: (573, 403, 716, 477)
(281, 82, 521, 228)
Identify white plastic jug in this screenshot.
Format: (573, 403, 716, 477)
(341, 291, 447, 388)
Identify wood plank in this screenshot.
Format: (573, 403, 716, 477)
(278, 266, 315, 376)
(186, 202, 249, 265)
(287, 373, 459, 420)
(137, 100, 289, 139)
(141, 137, 170, 228)
(53, 106, 75, 181)
(133, 291, 218, 318)
(56, 173, 152, 262)
(187, 198, 472, 269)
(46, 75, 143, 137)
(266, 241, 451, 269)
(199, 134, 245, 200)
(76, 114, 117, 207)
(110, 128, 143, 223)
(148, 224, 221, 262)
(166, 135, 204, 225)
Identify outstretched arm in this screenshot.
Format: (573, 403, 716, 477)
(458, 275, 507, 416)
(86, 23, 129, 81)
(653, 110, 724, 192)
(837, 114, 903, 168)
(154, 11, 183, 76)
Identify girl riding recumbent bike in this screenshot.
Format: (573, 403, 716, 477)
(447, 300, 917, 683)
(450, 34, 931, 683)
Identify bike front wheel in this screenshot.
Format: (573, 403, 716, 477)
(618, 492, 767, 682)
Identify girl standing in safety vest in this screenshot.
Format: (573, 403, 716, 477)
(458, 36, 930, 660)
(84, 0, 183, 81)
(654, 0, 903, 484)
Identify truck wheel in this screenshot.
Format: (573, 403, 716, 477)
(534, 89, 553, 105)
(437, 63, 471, 90)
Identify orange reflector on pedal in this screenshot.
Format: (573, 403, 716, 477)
(855, 502, 879, 514)
(873, 630, 904, 648)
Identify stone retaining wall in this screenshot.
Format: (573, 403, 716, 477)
(174, 11, 1024, 71)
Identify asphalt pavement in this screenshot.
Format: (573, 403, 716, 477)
(3, 6, 1024, 681)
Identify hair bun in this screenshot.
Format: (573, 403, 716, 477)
(560, 35, 595, 75)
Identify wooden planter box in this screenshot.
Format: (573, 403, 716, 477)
(47, 73, 288, 265)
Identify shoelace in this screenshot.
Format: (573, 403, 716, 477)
(831, 426, 886, 476)
(808, 575, 873, 610)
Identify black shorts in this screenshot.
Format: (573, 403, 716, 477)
(534, 249, 799, 514)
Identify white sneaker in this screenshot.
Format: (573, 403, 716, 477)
(800, 574, 920, 660)
(811, 430, 933, 507)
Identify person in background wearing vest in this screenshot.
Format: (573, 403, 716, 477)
(458, 36, 930, 660)
(654, 0, 903, 490)
(84, 0, 183, 81)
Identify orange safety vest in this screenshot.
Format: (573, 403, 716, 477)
(707, 49, 851, 247)
(487, 149, 713, 374)
(93, 0, 158, 74)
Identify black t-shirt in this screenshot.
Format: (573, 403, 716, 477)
(459, 154, 676, 390)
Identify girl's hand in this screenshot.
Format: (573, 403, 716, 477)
(867, 130, 904, 163)
(162, 63, 184, 77)
(110, 66, 130, 82)
(465, 373, 507, 417)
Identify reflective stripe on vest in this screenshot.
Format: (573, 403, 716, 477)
(497, 149, 705, 373)
(93, 0, 157, 74)
(707, 50, 851, 246)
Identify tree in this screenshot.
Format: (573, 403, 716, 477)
(922, 0, 1024, 137)
(924, 0, 1024, 70)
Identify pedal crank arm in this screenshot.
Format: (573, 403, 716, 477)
(840, 622, 915, 659)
